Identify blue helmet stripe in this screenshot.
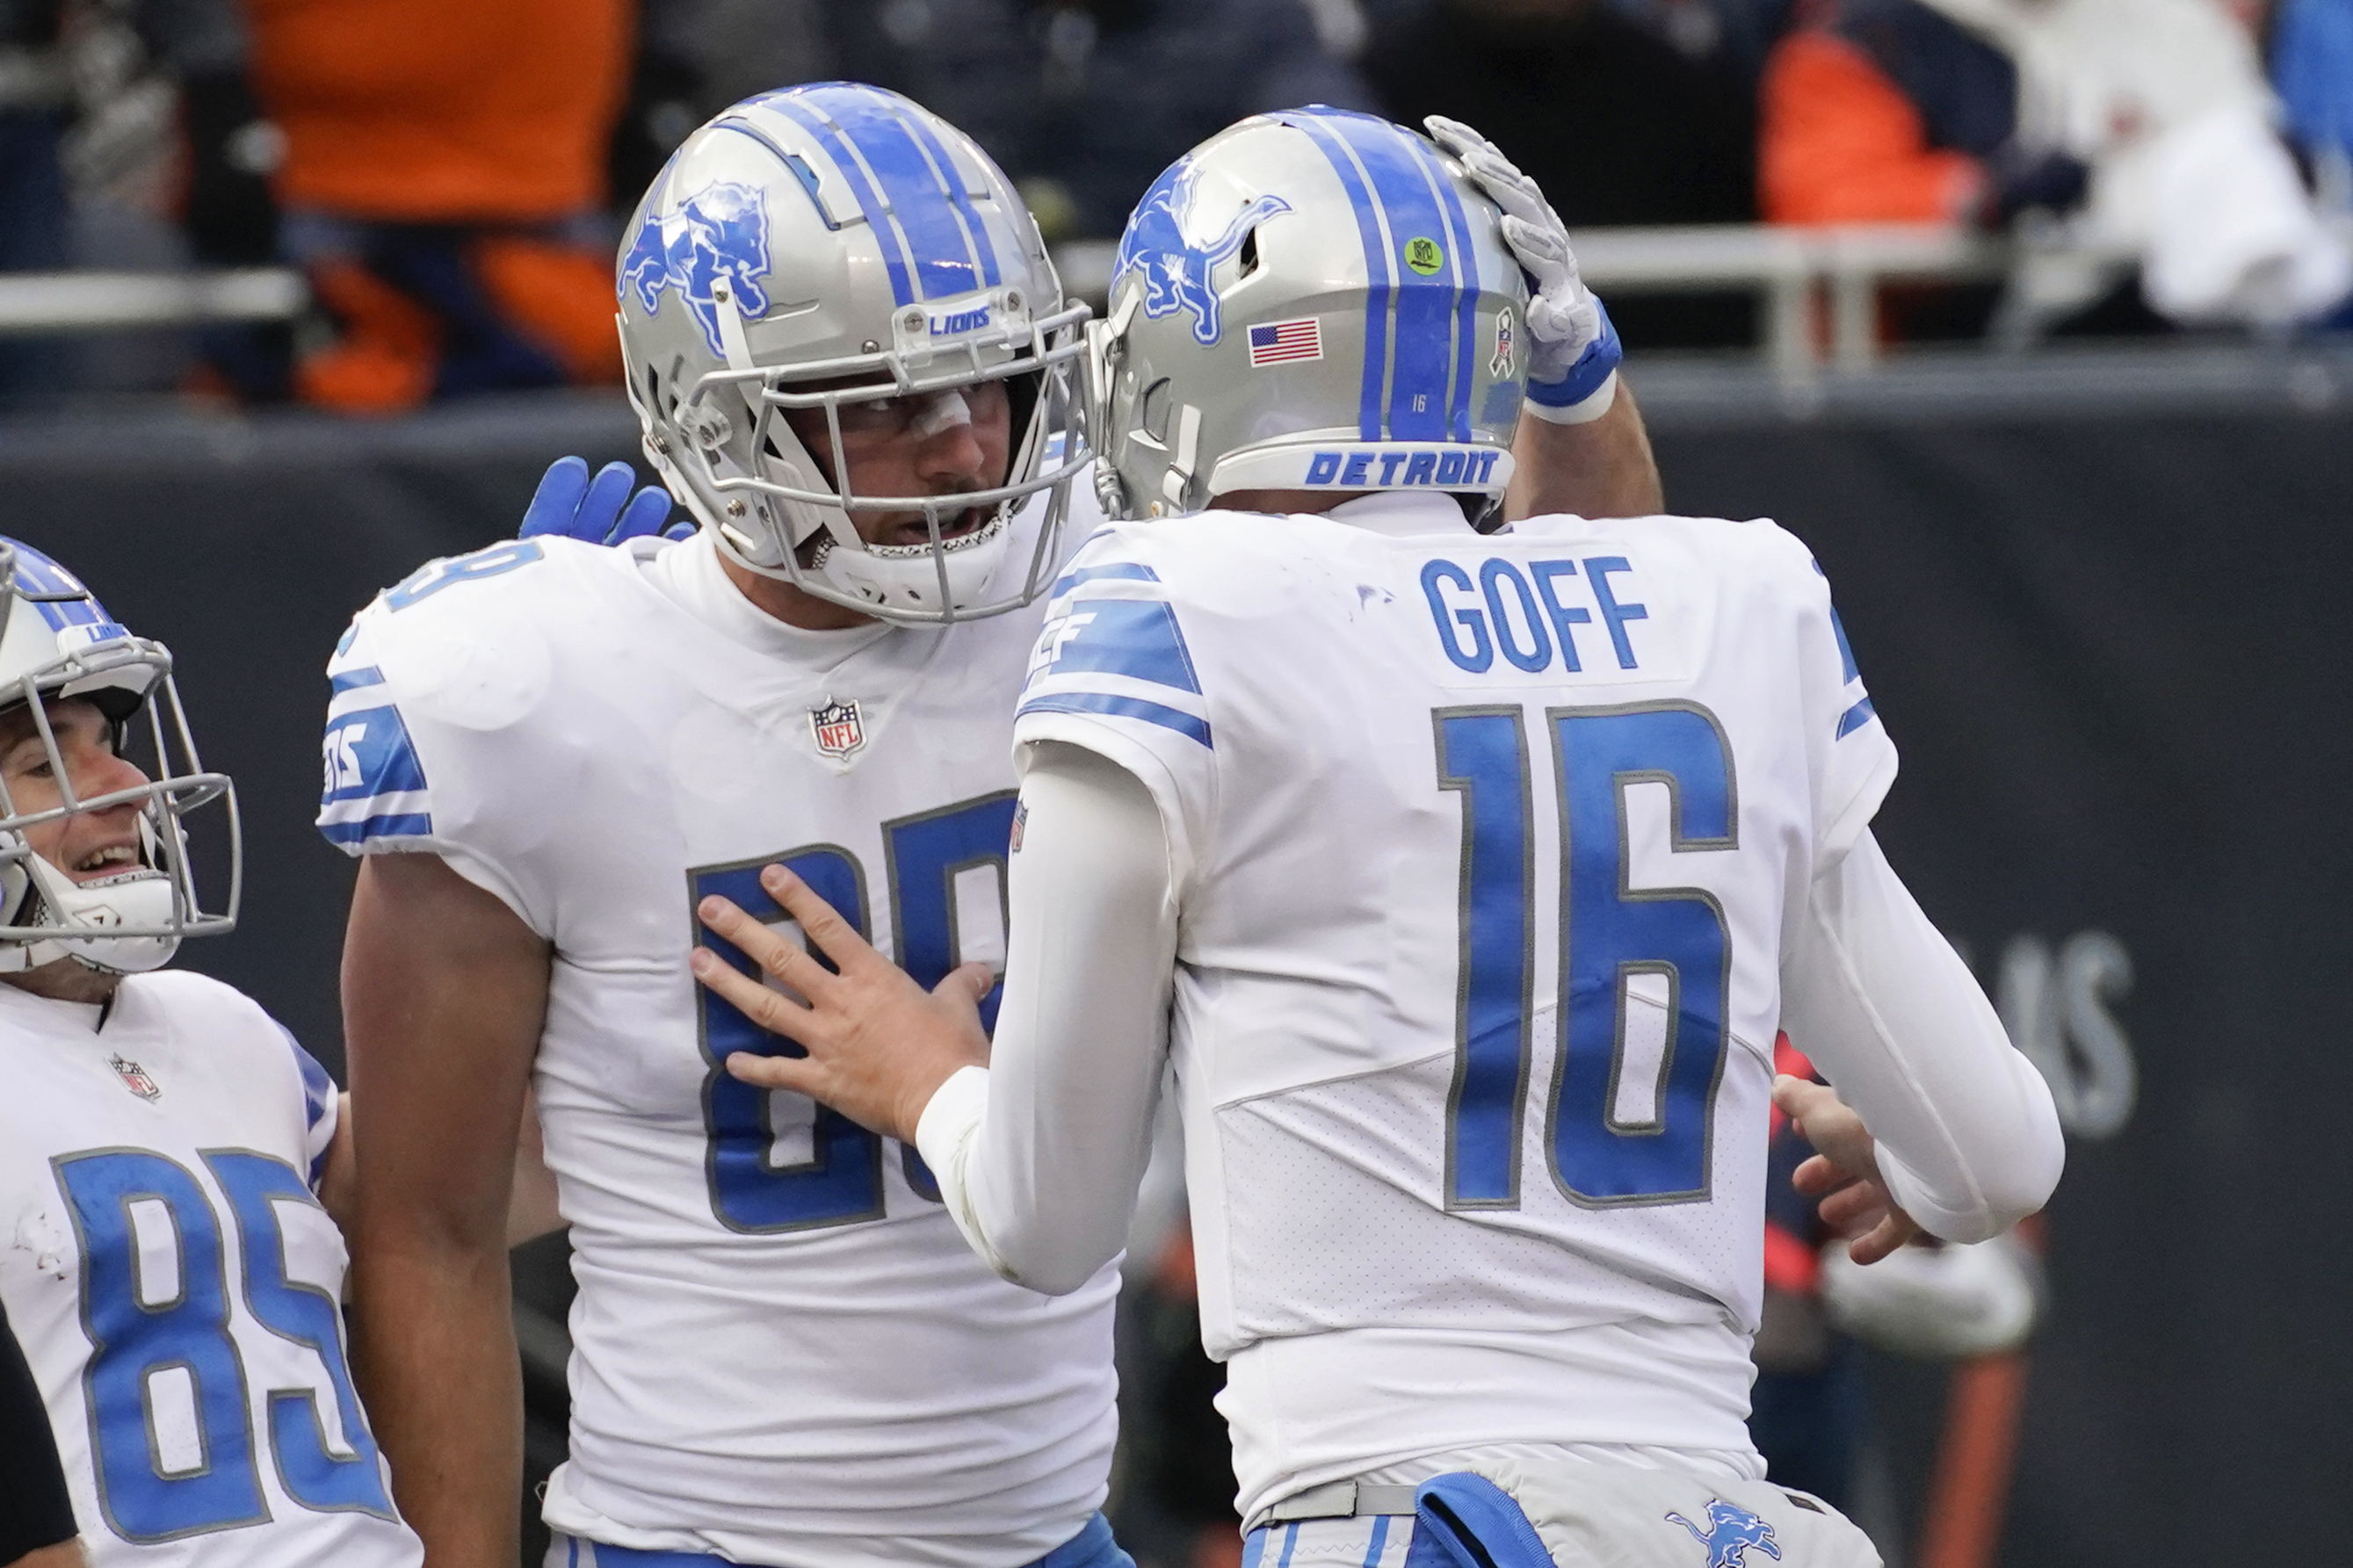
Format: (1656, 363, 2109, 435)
(4, 539, 106, 631)
(1273, 112, 1390, 440)
(1316, 112, 1457, 442)
(898, 111, 1003, 291)
(714, 119, 839, 231)
(794, 85, 986, 303)
(1412, 134, 1483, 442)
(763, 91, 918, 307)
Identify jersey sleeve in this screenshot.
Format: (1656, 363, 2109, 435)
(275, 1022, 341, 1193)
(1010, 535, 1220, 890)
(1793, 548, 1899, 875)
(315, 600, 542, 931)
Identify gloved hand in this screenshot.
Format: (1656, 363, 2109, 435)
(1424, 115, 1622, 423)
(520, 457, 690, 545)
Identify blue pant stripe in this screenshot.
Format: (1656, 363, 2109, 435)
(1277, 1521, 1300, 1568)
(1275, 111, 1390, 440)
(1364, 1514, 1393, 1567)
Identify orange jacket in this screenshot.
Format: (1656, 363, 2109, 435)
(1758, 28, 1983, 225)
(251, 0, 633, 222)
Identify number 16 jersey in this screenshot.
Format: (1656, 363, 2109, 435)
(319, 526, 1116, 1568)
(1010, 494, 1898, 1519)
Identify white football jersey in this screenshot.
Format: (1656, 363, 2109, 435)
(0, 973, 420, 1568)
(1010, 495, 1898, 1514)
(316, 511, 1119, 1568)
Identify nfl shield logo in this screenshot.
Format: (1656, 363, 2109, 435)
(108, 1054, 161, 1102)
(810, 698, 866, 759)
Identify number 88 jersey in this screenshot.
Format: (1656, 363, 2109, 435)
(318, 526, 1117, 1568)
(0, 973, 418, 1566)
(1010, 495, 1897, 1518)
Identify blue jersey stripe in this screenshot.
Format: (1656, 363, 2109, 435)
(1051, 560, 1161, 598)
(899, 110, 1002, 290)
(796, 84, 985, 302)
(1318, 111, 1457, 441)
(1828, 604, 1861, 683)
(1275, 112, 1390, 439)
(318, 812, 434, 846)
(1018, 691, 1213, 748)
(1836, 695, 1877, 738)
(329, 666, 385, 697)
(763, 91, 917, 307)
(1412, 134, 1483, 442)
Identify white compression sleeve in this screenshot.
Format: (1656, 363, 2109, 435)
(1779, 830, 2065, 1243)
(915, 742, 1178, 1295)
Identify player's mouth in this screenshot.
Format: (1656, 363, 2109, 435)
(66, 842, 145, 885)
(882, 503, 988, 549)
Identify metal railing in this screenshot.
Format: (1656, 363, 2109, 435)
(0, 228, 2122, 377)
(0, 267, 307, 336)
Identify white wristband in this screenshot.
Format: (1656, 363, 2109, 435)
(1522, 369, 1618, 426)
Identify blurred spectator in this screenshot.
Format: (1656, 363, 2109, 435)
(824, 0, 1376, 241)
(1762, 0, 2353, 331)
(1364, 0, 1758, 346)
(243, 0, 637, 410)
(1758, 0, 2060, 228)
(0, 0, 274, 408)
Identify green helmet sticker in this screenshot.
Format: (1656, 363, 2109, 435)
(1404, 236, 1444, 276)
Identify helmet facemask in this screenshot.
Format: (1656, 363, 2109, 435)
(636, 297, 1091, 625)
(0, 601, 240, 978)
(615, 85, 1094, 627)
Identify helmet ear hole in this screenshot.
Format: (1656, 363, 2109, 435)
(1239, 226, 1263, 278)
(1139, 378, 1172, 444)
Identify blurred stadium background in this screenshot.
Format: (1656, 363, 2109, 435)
(4, 0, 2349, 1564)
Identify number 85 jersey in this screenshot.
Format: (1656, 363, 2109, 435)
(318, 529, 1116, 1568)
(1012, 495, 1897, 1504)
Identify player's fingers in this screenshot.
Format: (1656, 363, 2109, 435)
(1845, 1209, 1924, 1266)
(689, 946, 819, 1040)
(760, 864, 881, 973)
(583, 462, 639, 539)
(1422, 114, 1492, 163)
(1790, 1152, 1850, 1196)
(694, 895, 836, 1001)
(1816, 1181, 1886, 1232)
(935, 960, 996, 1013)
(723, 1049, 823, 1096)
(1771, 1073, 1831, 1120)
(614, 484, 676, 544)
(519, 456, 590, 538)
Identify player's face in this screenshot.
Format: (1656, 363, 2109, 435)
(784, 380, 1013, 550)
(0, 698, 149, 884)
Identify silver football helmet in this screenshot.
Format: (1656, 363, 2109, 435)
(617, 83, 1091, 624)
(1093, 107, 1531, 519)
(0, 539, 239, 975)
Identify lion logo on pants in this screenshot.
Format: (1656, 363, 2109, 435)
(1665, 1499, 1781, 1568)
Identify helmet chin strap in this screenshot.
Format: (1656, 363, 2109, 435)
(0, 846, 183, 977)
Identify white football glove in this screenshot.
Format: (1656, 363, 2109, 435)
(1425, 115, 1621, 423)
